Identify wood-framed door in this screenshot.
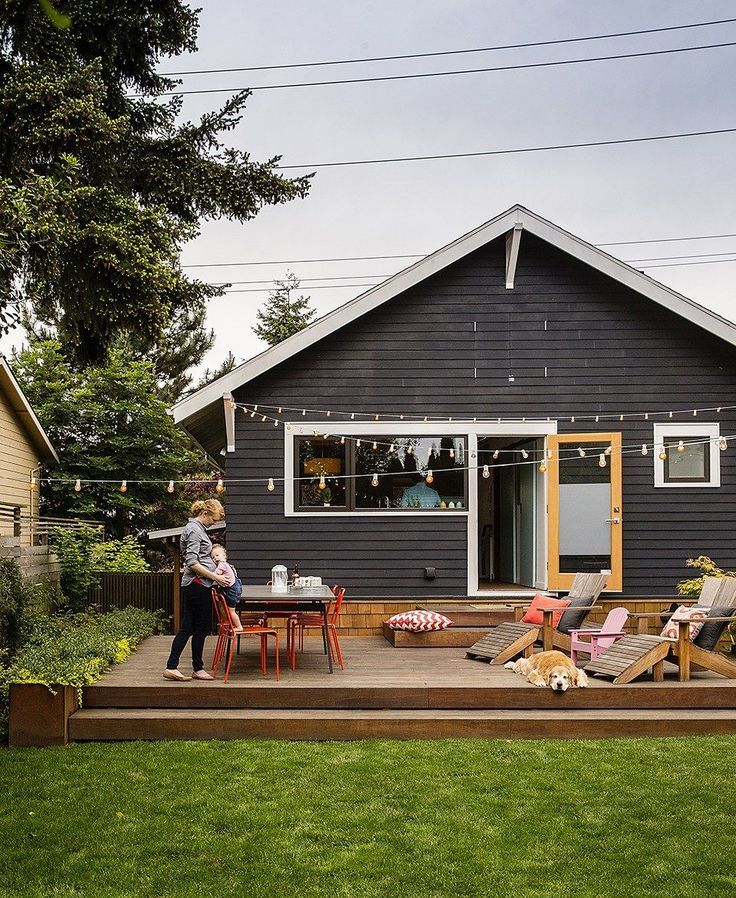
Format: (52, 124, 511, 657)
(547, 432, 622, 592)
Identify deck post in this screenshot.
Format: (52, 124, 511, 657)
(171, 538, 181, 634)
(542, 609, 554, 651)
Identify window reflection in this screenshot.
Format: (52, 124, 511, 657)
(296, 438, 347, 507)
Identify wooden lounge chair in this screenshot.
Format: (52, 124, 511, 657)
(585, 586, 736, 684)
(466, 572, 608, 665)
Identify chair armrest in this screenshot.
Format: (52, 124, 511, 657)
(589, 631, 627, 642)
(569, 628, 602, 636)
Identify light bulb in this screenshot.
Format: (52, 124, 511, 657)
(250, 411, 256, 418)
(668, 411, 673, 418)
(267, 478, 275, 492)
(482, 465, 490, 478)
(645, 413, 649, 421)
(74, 478, 82, 492)
(595, 415, 599, 423)
(426, 470, 434, 484)
(717, 407, 722, 413)
(374, 414, 379, 421)
(302, 409, 306, 416)
(693, 409, 698, 417)
(350, 413, 355, 420)
(423, 416, 428, 422)
(371, 473, 379, 487)
(119, 480, 128, 493)
(521, 449, 528, 459)
(356, 439, 361, 447)
(29, 475, 36, 491)
(598, 454, 606, 468)
(326, 410, 331, 417)
(254, 405, 258, 411)
(605, 446, 612, 455)
(546, 448, 553, 459)
(677, 440, 685, 453)
(493, 450, 500, 460)
(278, 407, 282, 414)
(619, 415, 624, 422)
(659, 449, 667, 461)
(215, 478, 224, 493)
(318, 474, 326, 490)
(389, 443, 395, 452)
(274, 420, 279, 427)
(449, 448, 455, 459)
(538, 462, 547, 473)
(340, 436, 345, 444)
(577, 448, 585, 458)
(167, 480, 175, 493)
(372, 441, 378, 450)
(641, 444, 649, 456)
(261, 415, 267, 422)
(719, 437, 728, 451)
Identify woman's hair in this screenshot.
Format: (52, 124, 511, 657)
(190, 498, 225, 520)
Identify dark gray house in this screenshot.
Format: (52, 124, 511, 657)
(173, 206, 736, 598)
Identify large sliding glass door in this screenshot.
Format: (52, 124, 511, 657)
(547, 433, 622, 591)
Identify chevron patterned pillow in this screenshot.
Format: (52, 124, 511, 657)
(385, 610, 453, 632)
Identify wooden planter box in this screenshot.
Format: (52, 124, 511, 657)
(8, 683, 79, 747)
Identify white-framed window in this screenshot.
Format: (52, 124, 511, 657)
(653, 422, 721, 488)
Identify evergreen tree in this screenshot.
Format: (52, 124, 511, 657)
(0, 2, 310, 362)
(252, 273, 317, 346)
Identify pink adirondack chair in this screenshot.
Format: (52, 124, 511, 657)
(569, 607, 629, 664)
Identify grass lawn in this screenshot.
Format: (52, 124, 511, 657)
(0, 737, 734, 898)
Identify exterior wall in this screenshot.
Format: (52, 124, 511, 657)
(227, 233, 736, 596)
(0, 385, 40, 540)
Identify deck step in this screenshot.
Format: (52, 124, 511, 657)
(68, 707, 736, 742)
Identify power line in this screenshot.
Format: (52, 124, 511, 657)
(637, 257, 736, 269)
(223, 283, 382, 293)
(182, 237, 736, 270)
(152, 40, 736, 96)
(626, 250, 736, 262)
(183, 254, 425, 268)
(275, 126, 736, 170)
(160, 17, 736, 76)
(215, 275, 391, 286)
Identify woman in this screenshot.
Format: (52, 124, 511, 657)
(163, 498, 229, 681)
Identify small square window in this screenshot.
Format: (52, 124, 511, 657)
(653, 423, 720, 489)
(663, 437, 710, 483)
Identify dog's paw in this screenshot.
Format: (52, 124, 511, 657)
(576, 670, 590, 688)
(503, 661, 516, 670)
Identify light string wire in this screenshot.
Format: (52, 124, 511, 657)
(35, 432, 734, 489)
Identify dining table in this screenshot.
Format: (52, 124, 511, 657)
(237, 584, 335, 673)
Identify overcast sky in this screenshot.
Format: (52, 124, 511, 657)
(6, 1, 736, 372)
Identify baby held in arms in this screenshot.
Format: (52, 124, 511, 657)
(211, 545, 243, 632)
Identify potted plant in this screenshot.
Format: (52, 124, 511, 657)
(322, 486, 333, 507)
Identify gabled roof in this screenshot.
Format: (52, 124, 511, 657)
(0, 357, 58, 463)
(173, 204, 736, 451)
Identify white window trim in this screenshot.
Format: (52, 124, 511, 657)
(653, 422, 720, 488)
(283, 419, 556, 517)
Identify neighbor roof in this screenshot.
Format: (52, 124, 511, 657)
(173, 204, 736, 453)
(0, 357, 58, 463)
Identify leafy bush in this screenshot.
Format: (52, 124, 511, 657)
(0, 606, 160, 739)
(677, 556, 736, 597)
(51, 526, 149, 611)
(0, 557, 25, 660)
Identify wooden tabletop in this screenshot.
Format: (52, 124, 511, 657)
(239, 584, 334, 601)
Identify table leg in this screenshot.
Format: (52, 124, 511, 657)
(322, 602, 333, 674)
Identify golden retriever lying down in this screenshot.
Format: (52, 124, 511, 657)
(504, 651, 589, 692)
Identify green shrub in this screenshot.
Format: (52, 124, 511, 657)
(677, 555, 736, 597)
(0, 606, 160, 739)
(51, 526, 149, 611)
(0, 557, 25, 659)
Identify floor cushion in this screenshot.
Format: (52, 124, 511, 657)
(660, 605, 708, 641)
(521, 594, 571, 628)
(693, 606, 736, 652)
(385, 610, 453, 632)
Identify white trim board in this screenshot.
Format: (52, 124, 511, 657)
(172, 204, 736, 439)
(652, 422, 721, 488)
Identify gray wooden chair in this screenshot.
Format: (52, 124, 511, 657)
(585, 577, 736, 684)
(466, 572, 608, 665)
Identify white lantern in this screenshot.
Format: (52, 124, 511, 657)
(270, 565, 288, 593)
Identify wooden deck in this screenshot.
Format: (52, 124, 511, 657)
(68, 636, 736, 741)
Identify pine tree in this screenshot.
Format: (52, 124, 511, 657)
(252, 274, 317, 346)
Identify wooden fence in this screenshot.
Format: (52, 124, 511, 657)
(87, 572, 174, 628)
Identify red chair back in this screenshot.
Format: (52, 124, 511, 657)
(211, 588, 231, 631)
(330, 587, 346, 625)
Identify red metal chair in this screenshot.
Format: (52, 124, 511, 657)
(211, 589, 280, 683)
(287, 585, 346, 671)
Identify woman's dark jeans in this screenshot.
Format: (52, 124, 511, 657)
(166, 581, 213, 672)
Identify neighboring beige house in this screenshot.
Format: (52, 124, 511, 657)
(0, 355, 58, 542)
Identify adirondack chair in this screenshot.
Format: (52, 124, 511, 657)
(466, 572, 608, 666)
(584, 579, 736, 684)
(569, 606, 629, 664)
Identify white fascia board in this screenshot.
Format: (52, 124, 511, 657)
(223, 393, 236, 453)
(172, 204, 736, 428)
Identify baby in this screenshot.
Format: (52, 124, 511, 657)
(211, 545, 243, 632)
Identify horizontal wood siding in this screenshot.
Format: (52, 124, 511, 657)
(228, 233, 736, 596)
(0, 386, 40, 536)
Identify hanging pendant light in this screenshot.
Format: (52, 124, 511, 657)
(215, 478, 224, 493)
(119, 480, 128, 493)
(482, 465, 490, 478)
(167, 480, 175, 493)
(267, 478, 275, 492)
(426, 469, 434, 484)
(74, 478, 82, 492)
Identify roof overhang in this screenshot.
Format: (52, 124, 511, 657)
(173, 204, 736, 451)
(147, 520, 226, 542)
(0, 357, 59, 463)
